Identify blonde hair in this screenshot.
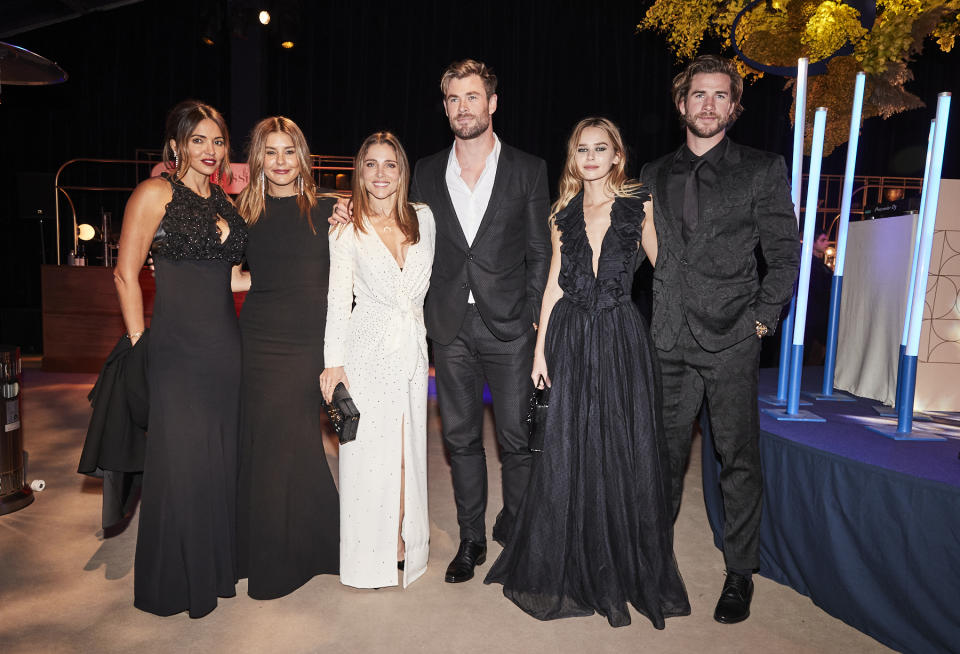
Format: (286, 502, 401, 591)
(440, 59, 497, 98)
(162, 100, 232, 184)
(237, 116, 318, 232)
(348, 132, 419, 245)
(549, 117, 641, 222)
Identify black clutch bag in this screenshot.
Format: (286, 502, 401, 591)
(526, 376, 550, 453)
(322, 382, 360, 444)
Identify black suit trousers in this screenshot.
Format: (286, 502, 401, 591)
(433, 305, 535, 544)
(657, 319, 762, 572)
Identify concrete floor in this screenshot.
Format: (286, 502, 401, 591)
(0, 370, 890, 653)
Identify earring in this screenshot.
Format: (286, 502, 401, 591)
(298, 174, 303, 196)
(260, 170, 265, 201)
(173, 149, 179, 171)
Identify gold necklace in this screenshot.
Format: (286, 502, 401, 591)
(369, 213, 397, 233)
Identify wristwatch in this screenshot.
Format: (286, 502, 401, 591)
(755, 321, 769, 338)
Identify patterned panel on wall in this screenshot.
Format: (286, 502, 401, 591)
(921, 229, 960, 363)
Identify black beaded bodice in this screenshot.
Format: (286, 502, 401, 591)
(554, 191, 649, 311)
(151, 175, 247, 263)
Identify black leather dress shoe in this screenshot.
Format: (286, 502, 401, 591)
(714, 572, 754, 624)
(492, 511, 513, 548)
(444, 540, 487, 583)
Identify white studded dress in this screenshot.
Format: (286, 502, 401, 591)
(324, 204, 435, 588)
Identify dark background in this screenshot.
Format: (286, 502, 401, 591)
(1, 0, 957, 353)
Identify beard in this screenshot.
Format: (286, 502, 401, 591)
(450, 112, 490, 140)
(682, 111, 734, 139)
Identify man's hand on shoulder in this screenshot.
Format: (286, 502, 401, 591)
(328, 196, 353, 226)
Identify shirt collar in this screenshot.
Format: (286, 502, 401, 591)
(448, 133, 501, 176)
(679, 136, 728, 167)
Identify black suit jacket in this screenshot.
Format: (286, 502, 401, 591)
(411, 142, 551, 345)
(640, 139, 799, 353)
(79, 331, 149, 528)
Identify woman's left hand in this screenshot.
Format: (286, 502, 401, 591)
(319, 366, 349, 403)
(531, 352, 551, 388)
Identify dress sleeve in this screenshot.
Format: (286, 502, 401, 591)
(324, 226, 355, 367)
(416, 203, 436, 264)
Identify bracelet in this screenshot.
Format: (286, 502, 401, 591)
(127, 331, 143, 340)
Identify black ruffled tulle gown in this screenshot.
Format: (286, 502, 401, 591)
(485, 192, 690, 628)
(135, 176, 247, 618)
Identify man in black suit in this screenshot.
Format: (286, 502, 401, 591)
(412, 59, 550, 583)
(640, 55, 799, 623)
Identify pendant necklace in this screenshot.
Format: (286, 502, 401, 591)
(372, 212, 395, 233)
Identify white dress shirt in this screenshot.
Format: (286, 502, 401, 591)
(445, 135, 502, 303)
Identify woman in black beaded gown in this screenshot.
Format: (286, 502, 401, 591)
(235, 116, 339, 599)
(485, 118, 689, 628)
(114, 100, 248, 618)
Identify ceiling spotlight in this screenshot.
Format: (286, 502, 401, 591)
(281, 40, 294, 49)
(200, 3, 223, 46)
(259, 10, 271, 25)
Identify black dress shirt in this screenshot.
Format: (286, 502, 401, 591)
(668, 137, 729, 241)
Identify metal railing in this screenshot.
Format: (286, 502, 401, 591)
(53, 160, 921, 265)
(53, 155, 354, 264)
(803, 174, 923, 238)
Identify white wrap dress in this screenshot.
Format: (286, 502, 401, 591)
(324, 204, 435, 588)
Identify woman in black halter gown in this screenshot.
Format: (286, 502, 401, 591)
(114, 100, 247, 617)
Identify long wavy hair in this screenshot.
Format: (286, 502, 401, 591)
(549, 117, 641, 222)
(346, 131, 419, 245)
(237, 116, 318, 233)
(161, 100, 232, 183)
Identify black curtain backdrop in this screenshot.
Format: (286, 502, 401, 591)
(1, 0, 957, 351)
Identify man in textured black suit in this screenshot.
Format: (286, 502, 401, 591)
(640, 55, 799, 624)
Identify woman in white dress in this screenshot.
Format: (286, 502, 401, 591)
(320, 132, 435, 589)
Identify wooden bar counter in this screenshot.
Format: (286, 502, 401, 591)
(41, 265, 246, 372)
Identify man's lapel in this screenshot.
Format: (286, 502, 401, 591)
(656, 150, 683, 250)
(432, 146, 468, 248)
(471, 144, 512, 246)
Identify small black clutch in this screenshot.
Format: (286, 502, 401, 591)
(526, 376, 550, 453)
(322, 382, 360, 444)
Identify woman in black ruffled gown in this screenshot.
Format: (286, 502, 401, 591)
(235, 116, 339, 599)
(485, 117, 689, 628)
(114, 100, 248, 617)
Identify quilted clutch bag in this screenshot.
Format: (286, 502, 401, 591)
(322, 382, 360, 444)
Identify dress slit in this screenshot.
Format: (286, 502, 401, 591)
(398, 414, 406, 565)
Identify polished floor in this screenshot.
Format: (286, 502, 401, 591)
(0, 370, 889, 653)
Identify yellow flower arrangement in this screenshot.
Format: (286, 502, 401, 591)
(640, 0, 960, 155)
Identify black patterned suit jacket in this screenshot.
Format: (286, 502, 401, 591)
(640, 139, 800, 353)
(411, 143, 551, 346)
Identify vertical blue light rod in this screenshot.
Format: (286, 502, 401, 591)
(787, 107, 828, 414)
(895, 120, 935, 407)
(821, 72, 865, 396)
(898, 93, 952, 433)
(776, 57, 809, 402)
